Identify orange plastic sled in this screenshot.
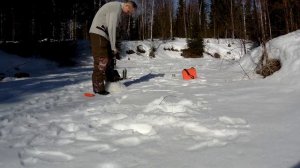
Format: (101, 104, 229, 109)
(182, 67, 197, 80)
(84, 92, 95, 97)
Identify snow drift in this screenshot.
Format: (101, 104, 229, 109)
(239, 30, 300, 83)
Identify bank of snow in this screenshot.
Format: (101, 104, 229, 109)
(239, 30, 300, 85)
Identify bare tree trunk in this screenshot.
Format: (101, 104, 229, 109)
(52, 0, 56, 39)
(259, 0, 265, 42)
(31, 17, 35, 38)
(187, 3, 191, 38)
(169, 0, 173, 39)
(199, 0, 202, 28)
(258, 0, 268, 68)
(11, 8, 16, 41)
(242, 2, 247, 39)
(230, 0, 235, 38)
(183, 0, 187, 38)
(213, 12, 216, 38)
(283, 0, 294, 33)
(73, 18, 76, 40)
(150, 0, 154, 41)
(72, 3, 77, 40)
(85, 20, 89, 40)
(265, 0, 272, 39)
(145, 1, 148, 39)
(141, 0, 145, 40)
(283, 0, 289, 33)
(0, 11, 3, 40)
(289, 5, 294, 31)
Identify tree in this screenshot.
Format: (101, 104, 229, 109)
(210, 0, 232, 38)
(150, 0, 174, 39)
(168, 0, 174, 39)
(150, 0, 155, 41)
(176, 0, 187, 38)
(198, 0, 207, 37)
(230, 0, 235, 38)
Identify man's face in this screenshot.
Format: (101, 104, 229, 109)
(123, 4, 135, 15)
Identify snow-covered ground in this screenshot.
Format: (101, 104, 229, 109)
(0, 30, 300, 168)
(0, 50, 58, 79)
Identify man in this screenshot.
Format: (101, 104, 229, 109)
(89, 1, 137, 95)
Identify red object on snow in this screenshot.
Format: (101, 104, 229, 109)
(182, 67, 197, 80)
(84, 92, 95, 97)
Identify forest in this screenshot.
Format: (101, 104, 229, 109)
(0, 0, 299, 63)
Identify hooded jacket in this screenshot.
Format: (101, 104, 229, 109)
(89, 2, 123, 52)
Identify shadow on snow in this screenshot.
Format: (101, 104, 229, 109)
(0, 66, 92, 105)
(123, 73, 165, 87)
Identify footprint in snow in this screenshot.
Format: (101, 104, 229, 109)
(97, 162, 121, 168)
(75, 131, 98, 141)
(113, 137, 142, 147)
(112, 123, 156, 136)
(143, 96, 194, 113)
(219, 116, 248, 126)
(187, 139, 228, 151)
(183, 116, 249, 151)
(82, 144, 118, 153)
(19, 148, 74, 166)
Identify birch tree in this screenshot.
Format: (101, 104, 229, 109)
(150, 0, 154, 41)
(230, 0, 235, 38)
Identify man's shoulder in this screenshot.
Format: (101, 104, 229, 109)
(100, 1, 122, 12)
(109, 1, 122, 5)
(103, 1, 122, 7)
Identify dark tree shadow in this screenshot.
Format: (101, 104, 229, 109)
(123, 73, 165, 87)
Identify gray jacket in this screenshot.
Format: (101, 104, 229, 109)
(89, 2, 123, 52)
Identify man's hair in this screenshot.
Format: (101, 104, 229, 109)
(126, 1, 137, 9)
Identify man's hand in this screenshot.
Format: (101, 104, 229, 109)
(112, 49, 119, 55)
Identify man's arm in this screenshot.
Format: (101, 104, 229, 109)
(106, 12, 119, 53)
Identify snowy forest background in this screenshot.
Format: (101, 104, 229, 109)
(0, 0, 299, 63)
(1, 1, 300, 167)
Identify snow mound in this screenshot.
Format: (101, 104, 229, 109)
(106, 81, 127, 93)
(204, 38, 253, 60)
(240, 30, 300, 83)
(121, 38, 187, 59)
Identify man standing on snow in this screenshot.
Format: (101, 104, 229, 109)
(89, 1, 137, 95)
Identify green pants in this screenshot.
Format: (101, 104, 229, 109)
(90, 33, 112, 92)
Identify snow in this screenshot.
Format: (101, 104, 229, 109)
(205, 38, 253, 60)
(239, 30, 300, 85)
(0, 31, 300, 168)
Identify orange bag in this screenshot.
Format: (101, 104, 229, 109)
(182, 67, 197, 80)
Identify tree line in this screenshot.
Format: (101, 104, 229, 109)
(0, 0, 299, 43)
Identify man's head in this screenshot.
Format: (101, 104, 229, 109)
(122, 1, 137, 15)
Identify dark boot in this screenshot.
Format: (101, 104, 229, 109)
(92, 69, 109, 95)
(95, 90, 110, 95)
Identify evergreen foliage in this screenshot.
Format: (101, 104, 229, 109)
(181, 35, 204, 58)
